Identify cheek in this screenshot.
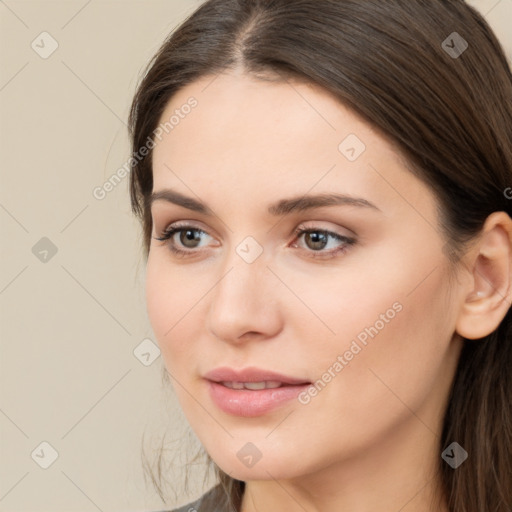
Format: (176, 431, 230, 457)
(321, 263, 455, 426)
(303, 240, 451, 352)
(145, 254, 202, 368)
(274, 248, 411, 358)
(288, 244, 455, 410)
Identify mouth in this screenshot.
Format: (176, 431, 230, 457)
(220, 381, 289, 390)
(204, 367, 311, 386)
(204, 367, 312, 417)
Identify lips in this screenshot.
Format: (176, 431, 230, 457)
(204, 367, 312, 417)
(204, 367, 311, 386)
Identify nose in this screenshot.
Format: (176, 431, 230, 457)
(206, 252, 283, 344)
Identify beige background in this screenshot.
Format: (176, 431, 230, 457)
(1, 1, 511, 511)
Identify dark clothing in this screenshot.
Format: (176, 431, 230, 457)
(168, 485, 236, 512)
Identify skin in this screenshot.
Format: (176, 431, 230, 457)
(146, 69, 512, 512)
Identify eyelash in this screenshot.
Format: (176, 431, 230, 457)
(153, 222, 356, 260)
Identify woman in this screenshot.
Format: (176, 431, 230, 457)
(128, 1, 512, 511)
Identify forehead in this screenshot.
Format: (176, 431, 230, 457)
(150, 71, 434, 220)
(153, 71, 380, 166)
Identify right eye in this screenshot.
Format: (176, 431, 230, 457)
(154, 223, 216, 256)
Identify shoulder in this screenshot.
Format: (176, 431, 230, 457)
(166, 484, 234, 512)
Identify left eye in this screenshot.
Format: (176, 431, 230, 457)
(291, 228, 356, 258)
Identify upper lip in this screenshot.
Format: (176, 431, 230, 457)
(204, 367, 311, 385)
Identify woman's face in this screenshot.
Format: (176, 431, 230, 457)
(146, 70, 465, 483)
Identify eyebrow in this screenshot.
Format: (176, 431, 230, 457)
(149, 188, 380, 216)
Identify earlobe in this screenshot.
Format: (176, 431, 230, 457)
(455, 212, 512, 340)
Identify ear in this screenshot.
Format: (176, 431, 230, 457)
(456, 211, 512, 340)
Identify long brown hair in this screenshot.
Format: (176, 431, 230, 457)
(128, 1, 512, 510)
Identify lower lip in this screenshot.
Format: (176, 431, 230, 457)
(207, 381, 310, 417)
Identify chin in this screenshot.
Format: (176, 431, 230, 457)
(205, 443, 313, 482)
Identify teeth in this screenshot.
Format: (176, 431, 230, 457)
(221, 381, 283, 390)
(259, 381, 282, 389)
(244, 382, 268, 390)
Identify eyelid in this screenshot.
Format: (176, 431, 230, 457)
(293, 220, 356, 239)
(154, 220, 217, 242)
